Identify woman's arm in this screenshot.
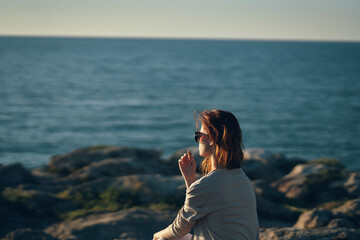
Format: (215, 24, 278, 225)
(178, 151, 196, 188)
(153, 227, 173, 240)
(153, 224, 192, 240)
(153, 151, 197, 240)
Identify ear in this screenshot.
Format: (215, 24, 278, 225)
(209, 139, 214, 146)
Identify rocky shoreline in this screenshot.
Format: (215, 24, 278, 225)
(1, 146, 359, 240)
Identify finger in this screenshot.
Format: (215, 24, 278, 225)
(182, 153, 188, 162)
(188, 151, 195, 162)
(187, 151, 191, 161)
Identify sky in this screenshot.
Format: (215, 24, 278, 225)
(0, 0, 360, 41)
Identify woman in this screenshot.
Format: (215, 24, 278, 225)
(153, 110, 259, 240)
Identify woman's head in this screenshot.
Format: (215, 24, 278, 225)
(195, 110, 244, 175)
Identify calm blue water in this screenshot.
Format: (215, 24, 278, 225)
(0, 37, 359, 170)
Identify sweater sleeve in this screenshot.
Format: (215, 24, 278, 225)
(167, 179, 211, 239)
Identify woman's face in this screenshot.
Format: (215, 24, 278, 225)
(198, 125, 214, 157)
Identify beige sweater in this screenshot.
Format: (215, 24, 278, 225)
(167, 168, 259, 240)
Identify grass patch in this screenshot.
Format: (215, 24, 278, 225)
(309, 158, 344, 168)
(1, 187, 34, 203)
(304, 168, 347, 192)
(301, 167, 348, 206)
(88, 145, 115, 151)
(318, 200, 348, 210)
(284, 204, 309, 213)
(148, 202, 178, 211)
(57, 186, 142, 220)
(57, 185, 185, 220)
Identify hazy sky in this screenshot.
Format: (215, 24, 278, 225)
(1, 0, 359, 41)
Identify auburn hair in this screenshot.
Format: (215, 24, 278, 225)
(195, 110, 245, 175)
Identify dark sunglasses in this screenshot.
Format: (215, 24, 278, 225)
(194, 131, 209, 142)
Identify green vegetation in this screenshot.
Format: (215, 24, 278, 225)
(1, 187, 34, 203)
(88, 145, 115, 152)
(318, 200, 347, 210)
(57, 186, 141, 220)
(57, 185, 183, 220)
(304, 168, 347, 192)
(284, 204, 309, 213)
(309, 158, 344, 168)
(301, 167, 348, 206)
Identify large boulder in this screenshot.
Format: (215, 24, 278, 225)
(327, 218, 357, 228)
(343, 172, 360, 198)
(252, 180, 299, 221)
(271, 164, 327, 199)
(66, 157, 168, 182)
(62, 174, 186, 205)
(294, 208, 334, 229)
(0, 163, 34, 189)
(48, 146, 162, 175)
(58, 175, 186, 210)
(260, 227, 360, 240)
(1, 186, 75, 217)
(45, 208, 177, 240)
(242, 148, 305, 182)
(4, 228, 57, 240)
(271, 163, 347, 204)
(332, 198, 360, 226)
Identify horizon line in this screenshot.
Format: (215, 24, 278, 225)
(0, 34, 360, 43)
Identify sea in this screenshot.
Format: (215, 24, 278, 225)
(0, 37, 359, 170)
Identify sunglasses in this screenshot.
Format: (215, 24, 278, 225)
(194, 131, 209, 142)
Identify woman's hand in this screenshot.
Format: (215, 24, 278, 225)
(153, 231, 163, 240)
(178, 151, 196, 188)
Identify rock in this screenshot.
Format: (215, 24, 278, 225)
(260, 227, 360, 240)
(242, 148, 305, 181)
(45, 208, 177, 240)
(271, 163, 346, 203)
(0, 163, 34, 189)
(252, 180, 299, 221)
(252, 180, 286, 202)
(66, 157, 167, 181)
(344, 172, 360, 197)
(294, 208, 334, 229)
(256, 195, 299, 222)
(327, 218, 357, 228)
(58, 174, 186, 210)
(332, 198, 360, 225)
(4, 228, 58, 240)
(48, 146, 162, 175)
(1, 186, 75, 217)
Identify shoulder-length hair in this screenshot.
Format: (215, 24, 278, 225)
(195, 110, 245, 175)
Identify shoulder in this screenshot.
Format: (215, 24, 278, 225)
(187, 168, 247, 194)
(186, 170, 224, 195)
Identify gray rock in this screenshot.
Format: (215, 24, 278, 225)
(294, 208, 334, 229)
(113, 174, 186, 203)
(327, 218, 357, 228)
(1, 186, 75, 217)
(252, 180, 300, 221)
(48, 146, 162, 175)
(260, 227, 360, 240)
(242, 148, 305, 181)
(45, 208, 177, 240)
(271, 163, 346, 203)
(4, 228, 58, 240)
(344, 172, 360, 198)
(60, 174, 186, 207)
(0, 163, 34, 189)
(332, 198, 360, 225)
(66, 157, 167, 181)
